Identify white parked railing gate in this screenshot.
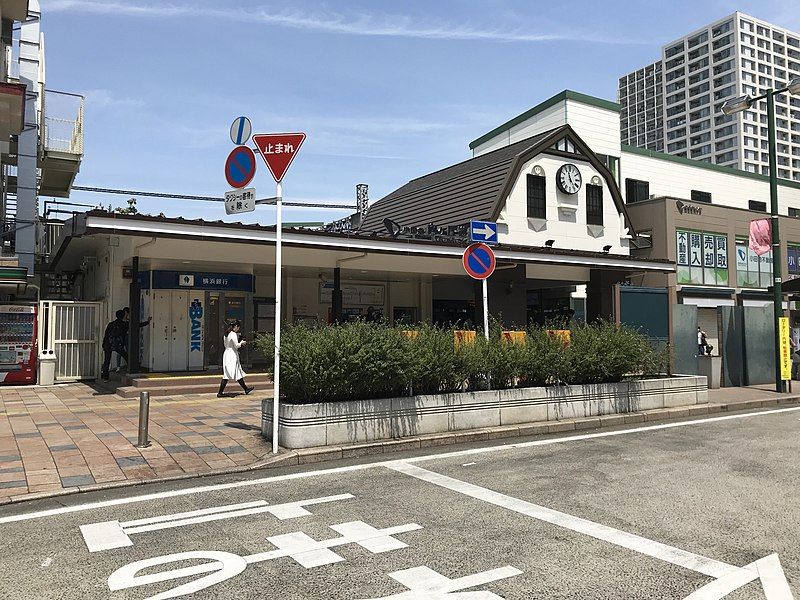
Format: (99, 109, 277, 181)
(39, 301, 102, 381)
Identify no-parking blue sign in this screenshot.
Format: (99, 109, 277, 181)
(462, 242, 496, 280)
(225, 146, 257, 189)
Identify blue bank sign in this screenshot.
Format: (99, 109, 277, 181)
(138, 271, 255, 292)
(189, 299, 203, 352)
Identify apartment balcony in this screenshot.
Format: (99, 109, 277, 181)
(39, 90, 83, 198)
(0, 0, 29, 21)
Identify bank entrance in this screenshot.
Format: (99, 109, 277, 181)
(139, 271, 254, 372)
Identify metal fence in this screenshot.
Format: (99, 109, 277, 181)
(42, 90, 84, 155)
(38, 219, 64, 260)
(39, 301, 101, 381)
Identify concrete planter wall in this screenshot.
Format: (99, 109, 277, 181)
(261, 375, 708, 449)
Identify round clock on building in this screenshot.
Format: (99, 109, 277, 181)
(556, 163, 582, 195)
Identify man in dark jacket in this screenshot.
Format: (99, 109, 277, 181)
(101, 310, 127, 381)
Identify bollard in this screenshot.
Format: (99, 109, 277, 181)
(135, 391, 151, 448)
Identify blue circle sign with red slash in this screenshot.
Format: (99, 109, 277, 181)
(225, 146, 257, 189)
(463, 242, 496, 280)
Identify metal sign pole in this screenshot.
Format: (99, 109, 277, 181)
(272, 181, 283, 454)
(482, 278, 489, 341)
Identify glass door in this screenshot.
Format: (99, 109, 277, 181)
(206, 293, 221, 368)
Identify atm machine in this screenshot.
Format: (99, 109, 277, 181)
(0, 304, 37, 384)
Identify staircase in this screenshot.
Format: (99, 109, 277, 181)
(114, 371, 274, 399)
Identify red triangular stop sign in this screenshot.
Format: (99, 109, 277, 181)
(252, 133, 306, 182)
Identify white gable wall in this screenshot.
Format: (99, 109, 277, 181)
(621, 151, 800, 211)
(472, 99, 620, 159)
(496, 154, 630, 255)
(563, 100, 620, 158)
(505, 104, 566, 147)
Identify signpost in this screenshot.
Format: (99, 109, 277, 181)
(470, 220, 498, 245)
(224, 188, 256, 215)
(779, 316, 791, 383)
(224, 146, 257, 189)
(252, 131, 306, 454)
(462, 242, 496, 340)
(229, 116, 252, 145)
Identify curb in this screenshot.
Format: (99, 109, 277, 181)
(3, 395, 799, 506)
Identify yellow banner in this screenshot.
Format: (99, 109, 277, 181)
(779, 316, 792, 381)
(502, 331, 526, 345)
(454, 330, 476, 348)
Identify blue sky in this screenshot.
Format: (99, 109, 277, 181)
(44, 0, 800, 225)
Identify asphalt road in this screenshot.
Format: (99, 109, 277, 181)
(1, 405, 799, 599)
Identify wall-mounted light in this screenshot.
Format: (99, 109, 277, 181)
(603, 244, 612, 253)
(545, 240, 555, 248)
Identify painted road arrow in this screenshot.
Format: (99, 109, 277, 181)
(391, 463, 796, 600)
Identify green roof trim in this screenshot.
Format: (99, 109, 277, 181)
(468, 90, 620, 150)
(621, 144, 800, 191)
(0, 267, 28, 283)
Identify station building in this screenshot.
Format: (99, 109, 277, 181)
(46, 90, 800, 377)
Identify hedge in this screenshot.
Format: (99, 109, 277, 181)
(254, 321, 670, 405)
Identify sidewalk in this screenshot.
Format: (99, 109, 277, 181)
(1, 382, 798, 505)
(0, 382, 268, 503)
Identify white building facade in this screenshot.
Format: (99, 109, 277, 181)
(49, 88, 800, 377)
(619, 11, 800, 181)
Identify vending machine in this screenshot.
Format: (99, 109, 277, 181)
(0, 304, 37, 384)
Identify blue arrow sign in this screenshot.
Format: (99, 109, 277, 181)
(470, 220, 498, 244)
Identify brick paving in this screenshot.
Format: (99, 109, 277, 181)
(0, 382, 268, 503)
(1, 381, 797, 505)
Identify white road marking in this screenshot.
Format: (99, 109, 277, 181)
(389, 463, 736, 579)
(108, 520, 423, 599)
(121, 500, 267, 527)
(389, 463, 795, 600)
(461, 462, 476, 467)
(360, 565, 523, 599)
(81, 494, 353, 552)
(683, 554, 793, 600)
(2, 405, 799, 525)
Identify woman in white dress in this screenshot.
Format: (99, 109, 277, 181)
(217, 320, 254, 397)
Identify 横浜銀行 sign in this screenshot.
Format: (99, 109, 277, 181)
(138, 271, 255, 293)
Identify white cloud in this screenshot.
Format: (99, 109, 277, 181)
(83, 88, 145, 109)
(48, 1, 645, 45)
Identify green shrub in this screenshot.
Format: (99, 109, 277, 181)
(255, 320, 669, 403)
(255, 322, 411, 404)
(404, 324, 465, 394)
(562, 322, 668, 384)
(519, 328, 566, 387)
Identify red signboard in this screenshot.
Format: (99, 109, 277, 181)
(252, 133, 306, 182)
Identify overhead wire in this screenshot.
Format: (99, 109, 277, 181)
(70, 186, 356, 210)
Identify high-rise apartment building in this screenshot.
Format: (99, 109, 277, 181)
(619, 12, 800, 181)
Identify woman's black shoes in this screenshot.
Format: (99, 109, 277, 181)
(245, 387, 255, 395)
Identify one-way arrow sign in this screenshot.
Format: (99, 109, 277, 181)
(470, 220, 498, 245)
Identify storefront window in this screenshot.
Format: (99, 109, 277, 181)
(788, 244, 800, 278)
(676, 229, 728, 286)
(735, 239, 772, 287)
